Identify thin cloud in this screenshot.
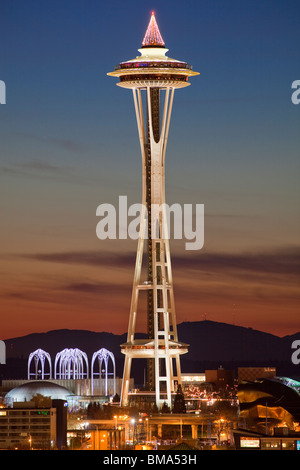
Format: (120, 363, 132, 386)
(13, 159, 65, 173)
(62, 281, 130, 295)
(19, 250, 136, 268)
(17, 246, 300, 277)
(0, 159, 72, 179)
(15, 132, 87, 154)
(172, 248, 300, 276)
(2, 280, 130, 302)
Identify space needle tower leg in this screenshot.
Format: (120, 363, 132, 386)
(120, 87, 147, 406)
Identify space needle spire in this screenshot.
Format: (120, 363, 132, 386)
(142, 11, 165, 47)
(108, 12, 199, 409)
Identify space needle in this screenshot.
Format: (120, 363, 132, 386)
(108, 12, 199, 409)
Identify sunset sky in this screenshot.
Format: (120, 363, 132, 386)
(1, 0, 299, 339)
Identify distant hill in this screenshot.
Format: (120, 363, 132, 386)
(2, 321, 300, 383)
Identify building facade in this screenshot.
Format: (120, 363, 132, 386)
(0, 399, 67, 450)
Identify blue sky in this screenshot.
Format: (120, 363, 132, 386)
(0, 0, 299, 338)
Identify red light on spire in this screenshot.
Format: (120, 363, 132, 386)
(142, 11, 165, 48)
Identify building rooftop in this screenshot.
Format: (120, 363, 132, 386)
(4, 380, 74, 405)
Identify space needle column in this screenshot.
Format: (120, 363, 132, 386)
(108, 12, 199, 409)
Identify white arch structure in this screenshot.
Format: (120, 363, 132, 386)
(28, 348, 52, 380)
(54, 348, 89, 380)
(91, 348, 116, 396)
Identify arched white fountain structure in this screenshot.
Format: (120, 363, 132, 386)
(91, 348, 116, 396)
(28, 348, 52, 380)
(54, 348, 89, 380)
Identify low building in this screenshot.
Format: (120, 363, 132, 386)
(233, 428, 300, 450)
(1, 378, 132, 410)
(2, 377, 122, 399)
(0, 399, 67, 449)
(205, 367, 234, 390)
(181, 373, 206, 385)
(3, 380, 74, 406)
(238, 367, 276, 383)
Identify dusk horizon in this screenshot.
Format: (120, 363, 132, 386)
(1, 1, 299, 341)
(3, 317, 300, 343)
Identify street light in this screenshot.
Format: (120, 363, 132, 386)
(131, 419, 135, 445)
(145, 418, 149, 442)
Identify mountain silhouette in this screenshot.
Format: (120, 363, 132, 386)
(2, 321, 300, 383)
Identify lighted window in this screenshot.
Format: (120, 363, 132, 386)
(240, 438, 260, 448)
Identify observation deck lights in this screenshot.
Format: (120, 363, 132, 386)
(108, 12, 199, 89)
(121, 339, 189, 358)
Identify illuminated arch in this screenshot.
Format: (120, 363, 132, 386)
(54, 348, 89, 379)
(28, 349, 52, 380)
(91, 348, 116, 396)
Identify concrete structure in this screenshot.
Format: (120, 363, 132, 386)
(108, 11, 198, 410)
(84, 413, 236, 445)
(85, 428, 125, 450)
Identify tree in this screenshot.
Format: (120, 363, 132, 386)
(172, 385, 186, 413)
(112, 393, 120, 403)
(161, 402, 171, 413)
